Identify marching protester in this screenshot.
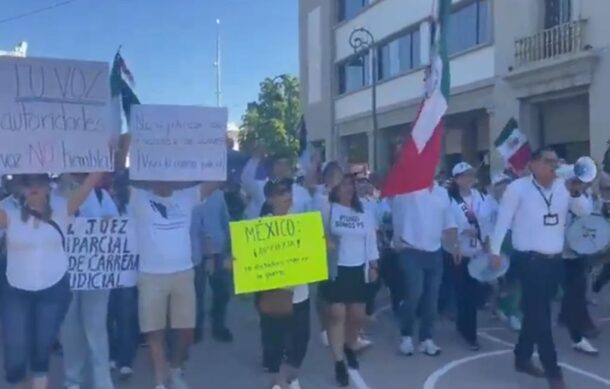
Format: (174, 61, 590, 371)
(592, 172, 610, 293)
(324, 174, 379, 387)
(447, 162, 487, 351)
(481, 173, 522, 332)
(0, 172, 103, 389)
(191, 181, 234, 343)
(311, 161, 343, 347)
(490, 146, 593, 389)
(393, 175, 458, 357)
(241, 149, 312, 220)
(61, 174, 119, 389)
(117, 137, 216, 389)
(256, 178, 310, 389)
(107, 169, 140, 378)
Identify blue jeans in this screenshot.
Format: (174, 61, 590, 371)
(108, 287, 139, 368)
(2, 275, 71, 384)
(194, 256, 232, 342)
(61, 289, 114, 389)
(399, 248, 443, 340)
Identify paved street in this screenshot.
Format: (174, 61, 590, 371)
(4, 291, 610, 389)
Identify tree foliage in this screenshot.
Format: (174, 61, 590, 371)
(238, 75, 301, 157)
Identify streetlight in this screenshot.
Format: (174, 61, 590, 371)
(349, 27, 378, 171)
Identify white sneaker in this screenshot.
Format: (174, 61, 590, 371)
(119, 366, 134, 376)
(271, 386, 282, 389)
(419, 339, 441, 356)
(509, 316, 522, 332)
(320, 330, 329, 347)
(399, 336, 414, 356)
(289, 379, 302, 389)
(573, 338, 599, 356)
(354, 336, 373, 351)
(169, 369, 189, 389)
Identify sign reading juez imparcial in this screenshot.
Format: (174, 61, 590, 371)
(129, 104, 228, 181)
(0, 57, 113, 174)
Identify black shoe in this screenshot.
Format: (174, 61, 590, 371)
(334, 361, 349, 387)
(343, 345, 359, 369)
(212, 327, 234, 343)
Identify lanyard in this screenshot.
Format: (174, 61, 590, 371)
(532, 180, 554, 213)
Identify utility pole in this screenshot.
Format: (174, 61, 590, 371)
(214, 18, 222, 107)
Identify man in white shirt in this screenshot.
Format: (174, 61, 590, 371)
(241, 152, 312, 220)
(392, 182, 458, 357)
(129, 180, 215, 389)
(490, 146, 592, 389)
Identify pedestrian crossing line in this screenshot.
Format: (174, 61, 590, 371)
(479, 331, 610, 387)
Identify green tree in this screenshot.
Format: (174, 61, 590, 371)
(238, 74, 302, 156)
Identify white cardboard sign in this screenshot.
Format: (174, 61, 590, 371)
(129, 104, 227, 181)
(0, 57, 113, 174)
(67, 217, 139, 290)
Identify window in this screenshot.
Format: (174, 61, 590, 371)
(377, 29, 421, 80)
(545, 0, 572, 28)
(447, 0, 490, 55)
(338, 54, 370, 94)
(338, 0, 369, 22)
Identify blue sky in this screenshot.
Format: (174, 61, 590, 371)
(0, 0, 299, 124)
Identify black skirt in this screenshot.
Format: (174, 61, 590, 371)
(321, 265, 367, 304)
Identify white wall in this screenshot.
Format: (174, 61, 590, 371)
(335, 46, 495, 121)
(334, 0, 467, 62)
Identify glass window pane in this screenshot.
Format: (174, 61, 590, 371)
(448, 2, 477, 55)
(397, 34, 411, 71)
(339, 0, 366, 22)
(477, 0, 490, 45)
(338, 54, 369, 93)
(412, 30, 421, 68)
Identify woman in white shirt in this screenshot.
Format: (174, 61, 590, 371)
(0, 172, 102, 389)
(324, 174, 379, 387)
(448, 162, 487, 351)
(257, 179, 310, 389)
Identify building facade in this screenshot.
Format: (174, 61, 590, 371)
(299, 0, 610, 176)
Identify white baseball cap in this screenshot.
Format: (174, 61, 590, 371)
(452, 162, 474, 177)
(491, 172, 511, 186)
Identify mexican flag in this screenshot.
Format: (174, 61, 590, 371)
(494, 118, 531, 173)
(381, 0, 450, 197)
(110, 50, 140, 132)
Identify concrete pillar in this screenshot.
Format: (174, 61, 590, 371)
(588, 49, 610, 163)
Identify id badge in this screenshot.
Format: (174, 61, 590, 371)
(543, 213, 559, 226)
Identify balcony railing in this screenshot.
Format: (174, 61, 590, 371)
(514, 19, 587, 68)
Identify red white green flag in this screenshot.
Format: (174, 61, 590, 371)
(494, 118, 531, 173)
(381, 0, 450, 197)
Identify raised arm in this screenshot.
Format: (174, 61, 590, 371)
(67, 172, 104, 216)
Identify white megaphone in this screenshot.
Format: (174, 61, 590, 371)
(556, 156, 597, 183)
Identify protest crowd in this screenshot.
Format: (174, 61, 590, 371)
(3, 6, 610, 389)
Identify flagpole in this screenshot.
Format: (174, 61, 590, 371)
(215, 18, 222, 107)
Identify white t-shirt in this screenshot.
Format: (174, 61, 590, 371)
(77, 189, 119, 218)
(449, 189, 487, 257)
(392, 184, 457, 252)
(5, 196, 72, 291)
(130, 187, 200, 274)
(329, 203, 379, 267)
(311, 184, 332, 228)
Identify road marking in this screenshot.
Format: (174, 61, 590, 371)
(348, 368, 373, 389)
(480, 331, 610, 386)
(372, 303, 391, 320)
(423, 349, 512, 389)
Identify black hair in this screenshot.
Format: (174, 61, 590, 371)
(329, 174, 363, 213)
(268, 152, 293, 168)
(531, 146, 557, 161)
(260, 178, 293, 216)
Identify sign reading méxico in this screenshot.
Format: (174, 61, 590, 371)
(0, 56, 113, 174)
(230, 212, 328, 294)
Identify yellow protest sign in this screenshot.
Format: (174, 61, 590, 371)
(230, 212, 328, 294)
